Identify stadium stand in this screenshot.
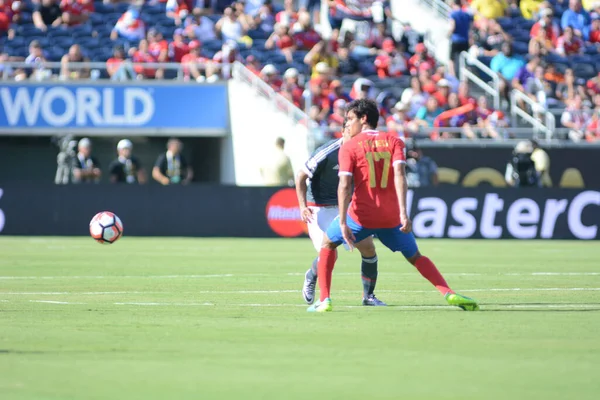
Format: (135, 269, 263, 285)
(2, 0, 600, 143)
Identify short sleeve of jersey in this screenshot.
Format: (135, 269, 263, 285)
(154, 153, 166, 172)
(338, 141, 354, 177)
(303, 151, 325, 178)
(391, 136, 406, 166)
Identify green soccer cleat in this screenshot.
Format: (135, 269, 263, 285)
(307, 298, 333, 312)
(445, 293, 480, 311)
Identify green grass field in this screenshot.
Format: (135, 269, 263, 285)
(0, 237, 599, 399)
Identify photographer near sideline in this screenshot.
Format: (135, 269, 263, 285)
(152, 138, 193, 185)
(505, 140, 541, 188)
(71, 138, 102, 184)
(109, 139, 147, 184)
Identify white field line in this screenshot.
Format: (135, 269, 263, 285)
(3, 300, 599, 310)
(0, 272, 599, 280)
(2, 288, 600, 297)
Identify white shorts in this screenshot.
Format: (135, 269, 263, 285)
(307, 205, 342, 252)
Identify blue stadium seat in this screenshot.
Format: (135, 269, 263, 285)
(203, 39, 223, 52)
(573, 63, 596, 79)
(247, 29, 269, 40)
(53, 36, 75, 49)
(512, 41, 529, 55)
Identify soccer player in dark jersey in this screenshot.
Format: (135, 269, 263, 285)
(308, 99, 479, 312)
(296, 129, 385, 307)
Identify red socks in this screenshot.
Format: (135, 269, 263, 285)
(414, 256, 454, 296)
(317, 248, 337, 301)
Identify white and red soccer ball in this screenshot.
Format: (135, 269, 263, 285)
(89, 211, 123, 244)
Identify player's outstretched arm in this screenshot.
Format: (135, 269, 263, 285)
(295, 169, 313, 223)
(394, 163, 412, 233)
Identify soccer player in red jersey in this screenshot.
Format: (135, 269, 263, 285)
(308, 99, 479, 312)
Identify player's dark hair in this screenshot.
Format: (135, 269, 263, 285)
(346, 99, 379, 129)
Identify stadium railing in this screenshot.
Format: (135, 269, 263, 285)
(458, 51, 501, 110)
(231, 61, 318, 150)
(0, 61, 229, 81)
(510, 89, 557, 140)
(419, 0, 451, 20)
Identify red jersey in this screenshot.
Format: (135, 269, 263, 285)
(338, 130, 406, 228)
(168, 41, 189, 62)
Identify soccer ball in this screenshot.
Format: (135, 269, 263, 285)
(89, 211, 123, 244)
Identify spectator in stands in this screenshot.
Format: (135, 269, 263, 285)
(520, 0, 545, 20)
(505, 140, 540, 187)
(107, 45, 135, 81)
(400, 76, 429, 118)
(182, 40, 208, 82)
(328, 79, 351, 104)
(470, 0, 508, 21)
(386, 101, 412, 139)
(280, 67, 304, 107)
(111, 8, 145, 41)
(24, 40, 52, 80)
(276, 0, 298, 27)
(512, 56, 541, 95)
(555, 68, 577, 103)
(130, 39, 158, 79)
(327, 0, 374, 42)
(457, 80, 475, 105)
(585, 108, 600, 141)
(432, 78, 452, 109)
(147, 28, 169, 79)
(471, 18, 509, 57)
(245, 54, 262, 75)
(561, 0, 590, 37)
(265, 22, 296, 63)
(33, 0, 61, 31)
(1, 0, 23, 36)
(153, 138, 193, 185)
(449, 0, 473, 76)
(72, 138, 101, 184)
(414, 96, 444, 129)
(308, 79, 331, 121)
(529, 21, 556, 57)
(405, 140, 438, 188)
(299, 0, 320, 26)
(561, 94, 591, 141)
(184, 8, 217, 42)
(529, 139, 552, 186)
(556, 26, 584, 56)
(399, 22, 424, 55)
(168, 29, 189, 63)
(374, 38, 407, 78)
(251, 0, 276, 33)
(59, 0, 91, 27)
(210, 39, 242, 81)
(408, 43, 435, 76)
(491, 42, 526, 103)
(304, 40, 339, 77)
(328, 98, 346, 133)
(109, 139, 146, 184)
(260, 63, 282, 89)
(530, 8, 560, 44)
(215, 5, 248, 43)
(584, 12, 600, 42)
(166, 0, 190, 26)
(60, 44, 90, 80)
(259, 137, 294, 187)
(292, 11, 321, 50)
(350, 77, 376, 100)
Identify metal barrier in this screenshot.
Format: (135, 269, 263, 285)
(0, 60, 229, 81)
(510, 89, 556, 140)
(458, 51, 501, 110)
(419, 0, 451, 20)
(231, 61, 317, 150)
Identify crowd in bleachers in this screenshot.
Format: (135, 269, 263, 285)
(2, 0, 600, 142)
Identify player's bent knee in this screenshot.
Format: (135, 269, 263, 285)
(355, 239, 376, 258)
(406, 251, 422, 265)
